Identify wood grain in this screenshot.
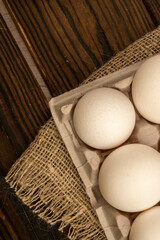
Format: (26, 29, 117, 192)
(0, 2, 160, 239)
(0, 176, 67, 240)
(1, 0, 52, 102)
(0, 126, 18, 177)
(3, 0, 156, 96)
(0, 15, 50, 175)
(143, 0, 160, 25)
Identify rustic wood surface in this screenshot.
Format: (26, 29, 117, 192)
(0, 177, 67, 240)
(1, 1, 52, 102)
(143, 0, 160, 26)
(0, 14, 50, 176)
(0, 14, 65, 240)
(1, 0, 160, 239)
(3, 0, 157, 96)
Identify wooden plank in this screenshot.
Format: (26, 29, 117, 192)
(3, 0, 156, 96)
(0, 176, 67, 240)
(0, 14, 65, 236)
(0, 126, 18, 176)
(1, 0, 52, 101)
(0, 15, 50, 175)
(143, 0, 160, 26)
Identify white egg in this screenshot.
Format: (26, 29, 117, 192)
(73, 88, 135, 149)
(132, 54, 160, 123)
(129, 206, 160, 240)
(98, 144, 160, 212)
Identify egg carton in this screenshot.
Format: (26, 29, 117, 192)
(49, 60, 160, 240)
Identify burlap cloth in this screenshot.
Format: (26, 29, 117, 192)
(6, 26, 160, 240)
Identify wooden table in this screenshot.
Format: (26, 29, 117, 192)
(0, 0, 160, 239)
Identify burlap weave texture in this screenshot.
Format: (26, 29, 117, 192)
(6, 26, 160, 240)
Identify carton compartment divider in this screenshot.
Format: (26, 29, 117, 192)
(49, 59, 159, 240)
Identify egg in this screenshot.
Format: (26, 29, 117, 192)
(98, 144, 160, 212)
(73, 88, 135, 149)
(132, 54, 160, 123)
(129, 206, 160, 240)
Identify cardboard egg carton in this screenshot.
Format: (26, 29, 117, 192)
(49, 60, 160, 240)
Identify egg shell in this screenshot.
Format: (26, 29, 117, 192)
(129, 206, 160, 240)
(73, 87, 135, 149)
(99, 144, 160, 212)
(132, 54, 160, 123)
(49, 60, 160, 240)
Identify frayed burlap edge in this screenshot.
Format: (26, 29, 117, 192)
(6, 119, 105, 239)
(5, 26, 160, 240)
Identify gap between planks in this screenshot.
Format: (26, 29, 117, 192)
(0, 0, 52, 101)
